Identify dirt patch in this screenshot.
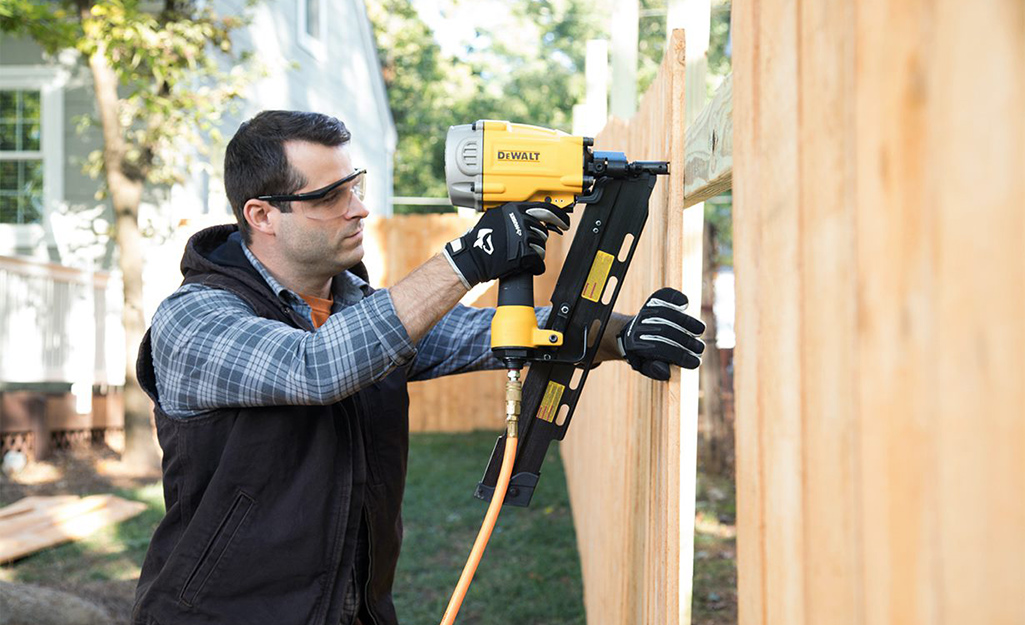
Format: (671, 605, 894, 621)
(692, 476, 738, 625)
(0, 447, 159, 507)
(1, 448, 158, 624)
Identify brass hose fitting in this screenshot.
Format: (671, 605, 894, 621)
(505, 368, 522, 438)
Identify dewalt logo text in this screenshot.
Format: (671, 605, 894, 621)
(496, 150, 541, 162)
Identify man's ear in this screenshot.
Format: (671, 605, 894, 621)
(244, 199, 277, 237)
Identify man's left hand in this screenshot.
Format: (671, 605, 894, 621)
(617, 288, 706, 381)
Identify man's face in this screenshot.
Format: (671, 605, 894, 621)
(274, 141, 369, 275)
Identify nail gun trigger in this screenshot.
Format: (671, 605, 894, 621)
(532, 325, 590, 366)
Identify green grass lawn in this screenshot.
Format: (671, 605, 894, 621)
(0, 431, 586, 624)
(395, 430, 585, 625)
(2, 434, 737, 625)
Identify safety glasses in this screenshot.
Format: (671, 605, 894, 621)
(255, 169, 367, 220)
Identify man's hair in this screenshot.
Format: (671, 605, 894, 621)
(224, 110, 351, 244)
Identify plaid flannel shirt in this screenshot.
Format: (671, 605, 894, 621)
(149, 244, 550, 418)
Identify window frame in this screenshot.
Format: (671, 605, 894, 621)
(0, 66, 65, 243)
(297, 0, 327, 61)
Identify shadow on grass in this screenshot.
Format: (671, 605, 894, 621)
(395, 430, 585, 625)
(0, 448, 165, 622)
(0, 433, 588, 625)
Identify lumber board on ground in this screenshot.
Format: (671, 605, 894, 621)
(0, 495, 111, 535)
(0, 496, 77, 519)
(0, 495, 147, 563)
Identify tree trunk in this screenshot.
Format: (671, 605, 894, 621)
(85, 26, 160, 471)
(699, 217, 728, 475)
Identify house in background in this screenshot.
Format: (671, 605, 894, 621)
(0, 0, 396, 461)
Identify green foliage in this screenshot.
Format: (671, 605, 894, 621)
(368, 0, 603, 207)
(0, 0, 253, 189)
(637, 0, 667, 96)
(708, 2, 732, 87)
(705, 191, 733, 267)
(370, 0, 733, 213)
(637, 0, 733, 98)
(366, 0, 460, 202)
(0, 0, 78, 51)
(707, 2, 733, 269)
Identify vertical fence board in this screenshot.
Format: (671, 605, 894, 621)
(734, 0, 1025, 623)
(737, 1, 807, 625)
(559, 29, 702, 625)
(798, 0, 862, 623)
(854, 1, 941, 623)
(730, 0, 766, 622)
(929, 2, 1025, 623)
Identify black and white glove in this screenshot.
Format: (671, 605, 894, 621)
(442, 201, 571, 289)
(618, 288, 706, 381)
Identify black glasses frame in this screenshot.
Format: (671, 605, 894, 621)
(255, 168, 366, 203)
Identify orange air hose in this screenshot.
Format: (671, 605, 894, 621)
(439, 369, 521, 625)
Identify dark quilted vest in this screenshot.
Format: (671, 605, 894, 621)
(132, 225, 409, 625)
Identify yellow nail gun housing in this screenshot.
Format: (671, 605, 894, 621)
(445, 120, 590, 210)
(444, 119, 670, 509)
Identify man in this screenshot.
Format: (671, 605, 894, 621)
(132, 111, 705, 625)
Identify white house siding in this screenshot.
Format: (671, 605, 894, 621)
(0, 0, 395, 266)
(209, 0, 396, 221)
(0, 0, 396, 389)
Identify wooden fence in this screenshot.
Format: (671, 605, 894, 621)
(557, 29, 714, 625)
(389, 3, 1025, 623)
(362, 214, 563, 432)
(732, 1, 1024, 625)
(369, 30, 725, 625)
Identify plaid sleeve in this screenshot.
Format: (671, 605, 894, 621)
(150, 284, 416, 418)
(408, 304, 552, 381)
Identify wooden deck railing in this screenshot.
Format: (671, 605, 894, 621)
(0, 255, 124, 387)
(0, 255, 126, 459)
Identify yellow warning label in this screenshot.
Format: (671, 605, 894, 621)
(582, 251, 615, 302)
(536, 381, 566, 423)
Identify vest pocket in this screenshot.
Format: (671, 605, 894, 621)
(178, 490, 255, 607)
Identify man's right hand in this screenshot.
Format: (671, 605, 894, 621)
(442, 201, 571, 289)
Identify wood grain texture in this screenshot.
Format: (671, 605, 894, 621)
(683, 74, 734, 208)
(678, 8, 711, 625)
(732, 0, 1025, 623)
(730, 2, 766, 623)
(558, 28, 705, 625)
(797, 2, 861, 624)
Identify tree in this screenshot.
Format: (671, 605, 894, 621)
(1, 0, 251, 470)
(367, 0, 603, 206)
(701, 193, 733, 474)
(366, 0, 474, 204)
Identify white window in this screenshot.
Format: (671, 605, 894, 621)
(0, 89, 43, 224)
(298, 0, 327, 59)
(0, 67, 64, 238)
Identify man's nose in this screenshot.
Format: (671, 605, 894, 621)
(348, 194, 370, 219)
